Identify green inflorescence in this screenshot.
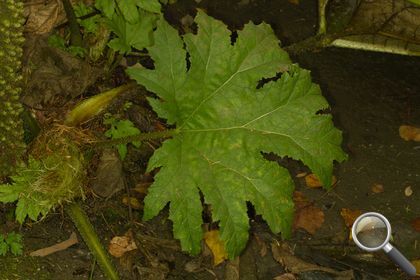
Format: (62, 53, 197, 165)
(0, 0, 26, 179)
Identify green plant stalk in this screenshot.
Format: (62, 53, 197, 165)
(331, 36, 420, 56)
(66, 202, 119, 280)
(318, 0, 329, 35)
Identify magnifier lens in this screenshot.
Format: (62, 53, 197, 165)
(354, 216, 388, 248)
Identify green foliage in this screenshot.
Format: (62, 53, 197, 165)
(0, 158, 48, 224)
(0, 135, 85, 224)
(0, 158, 56, 223)
(47, 34, 87, 58)
(95, 0, 161, 53)
(127, 11, 347, 258)
(73, 2, 101, 34)
(104, 114, 141, 160)
(407, 0, 420, 6)
(47, 34, 67, 49)
(0, 232, 23, 256)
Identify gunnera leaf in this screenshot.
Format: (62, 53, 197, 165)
(127, 11, 347, 258)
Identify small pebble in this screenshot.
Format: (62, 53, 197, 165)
(404, 186, 413, 197)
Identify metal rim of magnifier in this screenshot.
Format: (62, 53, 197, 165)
(352, 212, 392, 252)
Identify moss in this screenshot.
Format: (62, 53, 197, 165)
(0, 0, 26, 179)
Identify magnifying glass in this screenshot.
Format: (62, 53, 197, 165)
(352, 212, 416, 277)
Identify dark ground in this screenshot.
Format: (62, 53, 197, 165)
(0, 0, 419, 279)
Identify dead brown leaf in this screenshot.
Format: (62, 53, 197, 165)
(371, 183, 384, 194)
(271, 242, 353, 278)
(340, 208, 362, 228)
(411, 259, 420, 275)
(305, 174, 337, 188)
(204, 230, 228, 266)
(292, 191, 309, 209)
(30, 232, 78, 257)
(295, 172, 307, 178)
(133, 182, 151, 195)
(274, 273, 296, 280)
(92, 149, 124, 198)
(25, 0, 67, 34)
(399, 125, 420, 142)
(287, 0, 299, 5)
(184, 259, 202, 273)
(254, 234, 268, 257)
(108, 232, 138, 258)
(411, 217, 420, 232)
(292, 191, 324, 234)
(293, 205, 325, 234)
(122, 196, 142, 210)
(224, 257, 240, 280)
(22, 36, 102, 108)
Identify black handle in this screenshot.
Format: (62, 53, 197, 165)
(386, 247, 416, 277)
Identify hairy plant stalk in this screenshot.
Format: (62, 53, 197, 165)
(285, 32, 420, 56)
(66, 202, 120, 280)
(331, 36, 420, 56)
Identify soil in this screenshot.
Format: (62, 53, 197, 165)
(1, 0, 419, 279)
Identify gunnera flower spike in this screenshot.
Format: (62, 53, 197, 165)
(0, 0, 26, 179)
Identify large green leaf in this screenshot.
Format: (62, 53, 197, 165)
(127, 11, 347, 258)
(107, 11, 157, 53)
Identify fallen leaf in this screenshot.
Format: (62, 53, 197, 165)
(154, 121, 167, 131)
(404, 186, 413, 197)
(23, 36, 102, 107)
(108, 233, 138, 258)
(399, 125, 420, 142)
(274, 273, 296, 280)
(292, 191, 325, 234)
(292, 191, 309, 209)
(254, 234, 268, 257)
(411, 259, 420, 274)
(305, 174, 337, 188)
(204, 230, 228, 266)
(340, 208, 362, 228)
(180, 14, 195, 34)
(92, 149, 124, 198)
(293, 205, 325, 234)
(184, 259, 202, 273)
(25, 0, 67, 34)
(122, 196, 142, 210)
(295, 172, 307, 178)
(411, 217, 420, 232)
(271, 242, 354, 278)
(133, 182, 151, 195)
(287, 0, 299, 4)
(371, 183, 384, 194)
(30, 232, 78, 257)
(224, 257, 240, 280)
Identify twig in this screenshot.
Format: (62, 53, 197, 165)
(61, 0, 83, 47)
